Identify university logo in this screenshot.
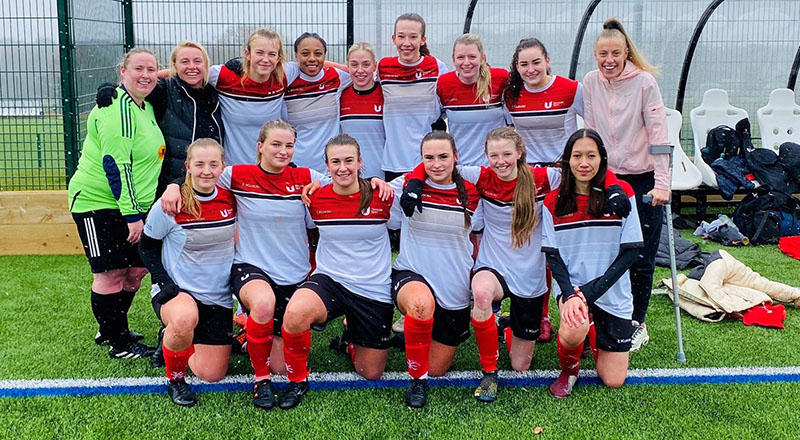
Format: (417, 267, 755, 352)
(374, 105, 382, 112)
(319, 83, 326, 90)
(361, 207, 371, 216)
(286, 184, 296, 193)
(544, 101, 553, 109)
(415, 71, 423, 79)
(220, 209, 232, 218)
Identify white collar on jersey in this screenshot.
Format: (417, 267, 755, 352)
(523, 75, 557, 94)
(397, 56, 426, 68)
(298, 69, 326, 83)
(193, 187, 218, 202)
(424, 178, 456, 190)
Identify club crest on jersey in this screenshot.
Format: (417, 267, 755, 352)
(455, 197, 462, 206)
(415, 70, 423, 79)
(361, 207, 371, 216)
(544, 101, 553, 109)
(374, 105, 382, 112)
(220, 209, 232, 218)
(319, 83, 326, 90)
(286, 184, 296, 193)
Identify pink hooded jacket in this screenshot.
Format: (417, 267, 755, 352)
(583, 62, 670, 190)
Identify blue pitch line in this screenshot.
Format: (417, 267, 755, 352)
(3, 370, 800, 399)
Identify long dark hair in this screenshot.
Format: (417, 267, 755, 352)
(420, 130, 471, 228)
(504, 38, 550, 108)
(554, 129, 608, 218)
(324, 133, 372, 216)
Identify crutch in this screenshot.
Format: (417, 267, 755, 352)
(643, 144, 686, 363)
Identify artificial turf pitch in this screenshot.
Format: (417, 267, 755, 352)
(1, 233, 799, 439)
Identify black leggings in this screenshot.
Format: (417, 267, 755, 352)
(617, 172, 663, 324)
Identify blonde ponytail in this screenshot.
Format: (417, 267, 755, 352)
(598, 17, 659, 75)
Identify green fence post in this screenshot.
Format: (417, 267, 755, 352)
(57, 0, 80, 183)
(123, 0, 135, 51)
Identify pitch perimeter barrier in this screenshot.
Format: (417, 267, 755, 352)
(1, 0, 799, 190)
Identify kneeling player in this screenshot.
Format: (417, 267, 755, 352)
(541, 129, 643, 397)
(139, 139, 236, 406)
(279, 134, 397, 410)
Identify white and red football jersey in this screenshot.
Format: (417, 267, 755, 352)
(308, 184, 397, 303)
(391, 175, 481, 310)
(340, 84, 385, 179)
(285, 67, 352, 172)
(219, 164, 323, 285)
(437, 68, 510, 166)
(145, 187, 236, 307)
(208, 63, 301, 166)
(541, 182, 643, 319)
(505, 75, 584, 164)
(377, 56, 449, 172)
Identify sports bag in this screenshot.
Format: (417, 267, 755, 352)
(702, 125, 741, 165)
(732, 186, 800, 245)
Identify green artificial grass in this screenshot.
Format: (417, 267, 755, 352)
(3, 382, 800, 439)
(0, 233, 799, 380)
(1, 234, 800, 439)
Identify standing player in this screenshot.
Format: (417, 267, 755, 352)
(437, 34, 509, 166)
(393, 131, 480, 408)
(340, 42, 385, 179)
(208, 28, 301, 166)
(504, 38, 584, 165)
(378, 13, 450, 180)
(279, 134, 398, 410)
(68, 48, 164, 359)
(284, 33, 352, 172)
(582, 18, 670, 351)
(541, 129, 642, 397)
(138, 139, 236, 407)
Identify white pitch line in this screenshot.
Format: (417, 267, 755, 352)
(3, 366, 800, 391)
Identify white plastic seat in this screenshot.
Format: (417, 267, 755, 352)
(757, 88, 800, 152)
(689, 89, 749, 188)
(665, 108, 702, 190)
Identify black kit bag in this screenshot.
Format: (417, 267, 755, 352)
(779, 142, 800, 192)
(732, 186, 800, 245)
(701, 125, 741, 165)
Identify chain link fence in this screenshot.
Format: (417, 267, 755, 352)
(1, 0, 798, 190)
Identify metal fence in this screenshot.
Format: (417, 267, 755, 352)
(1, 0, 798, 190)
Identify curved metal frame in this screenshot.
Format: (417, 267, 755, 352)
(568, 0, 602, 80)
(789, 44, 800, 91)
(674, 0, 726, 113)
(463, 0, 479, 34)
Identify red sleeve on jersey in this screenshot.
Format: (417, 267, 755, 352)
(407, 162, 427, 185)
(533, 167, 552, 195)
(603, 169, 621, 189)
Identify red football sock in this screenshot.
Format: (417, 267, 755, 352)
(163, 344, 194, 381)
(282, 327, 311, 382)
(404, 315, 433, 379)
(557, 335, 583, 376)
(472, 316, 498, 372)
(588, 323, 599, 363)
(504, 326, 513, 356)
(245, 316, 274, 381)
